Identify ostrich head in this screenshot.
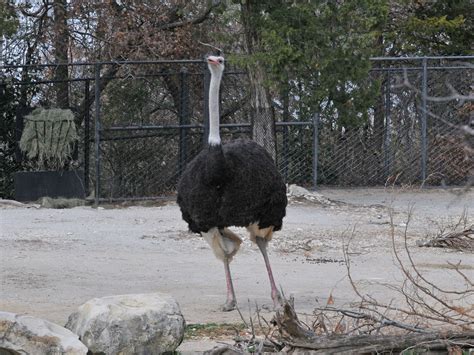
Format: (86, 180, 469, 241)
(207, 55, 225, 74)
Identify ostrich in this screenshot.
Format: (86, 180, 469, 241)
(177, 54, 287, 311)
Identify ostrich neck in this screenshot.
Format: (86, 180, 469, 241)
(208, 70, 222, 146)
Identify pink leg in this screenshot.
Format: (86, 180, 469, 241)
(255, 236, 282, 307)
(221, 257, 237, 311)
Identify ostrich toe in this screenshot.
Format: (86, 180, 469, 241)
(220, 299, 237, 312)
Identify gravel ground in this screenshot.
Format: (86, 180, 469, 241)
(1, 187, 472, 351)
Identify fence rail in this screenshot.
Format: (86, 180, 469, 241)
(1, 56, 472, 202)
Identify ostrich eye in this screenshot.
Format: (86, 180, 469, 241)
(218, 59, 223, 64)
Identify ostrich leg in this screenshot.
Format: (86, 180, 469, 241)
(219, 228, 242, 311)
(222, 257, 237, 311)
(255, 236, 282, 307)
(202, 227, 242, 311)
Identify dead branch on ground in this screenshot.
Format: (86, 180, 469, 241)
(418, 228, 473, 251)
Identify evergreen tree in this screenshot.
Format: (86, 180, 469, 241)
(0, 83, 20, 198)
(0, 1, 17, 38)
(381, 0, 473, 55)
(247, 1, 388, 124)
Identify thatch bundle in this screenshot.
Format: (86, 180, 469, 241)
(19, 108, 78, 170)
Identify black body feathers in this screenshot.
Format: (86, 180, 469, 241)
(177, 139, 287, 233)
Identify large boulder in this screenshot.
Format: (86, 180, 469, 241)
(65, 293, 185, 355)
(0, 311, 87, 354)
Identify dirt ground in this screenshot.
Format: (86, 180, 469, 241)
(1, 187, 473, 352)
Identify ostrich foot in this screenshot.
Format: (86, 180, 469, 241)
(220, 299, 236, 312)
(272, 290, 283, 309)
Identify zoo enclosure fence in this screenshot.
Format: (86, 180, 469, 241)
(1, 56, 472, 203)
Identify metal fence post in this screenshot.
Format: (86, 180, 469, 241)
(84, 79, 90, 195)
(178, 67, 189, 175)
(202, 66, 211, 146)
(312, 112, 320, 189)
(421, 57, 428, 183)
(384, 71, 392, 179)
(94, 63, 101, 206)
(282, 91, 289, 181)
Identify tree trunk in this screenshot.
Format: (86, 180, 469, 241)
(373, 74, 385, 152)
(241, 0, 277, 161)
(373, 34, 385, 152)
(53, 0, 69, 109)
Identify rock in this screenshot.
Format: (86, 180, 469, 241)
(0, 311, 88, 354)
(39, 197, 85, 209)
(0, 199, 40, 209)
(287, 184, 334, 205)
(65, 293, 185, 354)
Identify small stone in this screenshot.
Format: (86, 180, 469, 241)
(0, 311, 88, 354)
(65, 293, 185, 355)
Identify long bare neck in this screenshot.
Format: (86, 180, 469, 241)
(208, 70, 222, 146)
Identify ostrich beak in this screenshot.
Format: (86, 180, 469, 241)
(207, 58, 219, 65)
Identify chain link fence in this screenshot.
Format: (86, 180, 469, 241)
(1, 56, 472, 202)
(96, 62, 205, 200)
(316, 57, 473, 187)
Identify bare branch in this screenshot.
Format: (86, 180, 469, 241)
(389, 209, 474, 322)
(156, 0, 221, 31)
(401, 69, 474, 104)
(313, 306, 430, 333)
(447, 261, 474, 288)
